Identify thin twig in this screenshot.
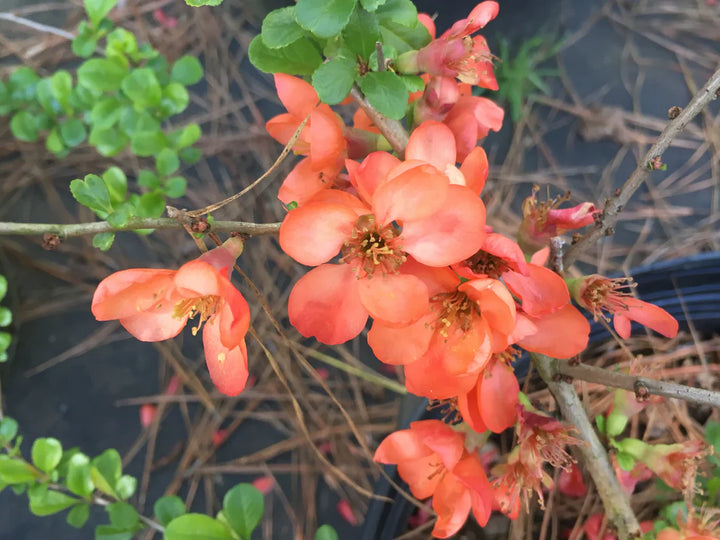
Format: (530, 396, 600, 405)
(0, 12, 75, 40)
(531, 353, 641, 540)
(0, 218, 281, 237)
(556, 359, 720, 408)
(350, 85, 409, 157)
(563, 66, 720, 267)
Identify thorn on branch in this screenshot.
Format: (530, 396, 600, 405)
(42, 233, 61, 250)
(668, 106, 682, 119)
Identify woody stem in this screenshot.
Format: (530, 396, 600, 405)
(350, 85, 409, 158)
(555, 359, 720, 408)
(531, 353, 641, 540)
(0, 218, 281, 237)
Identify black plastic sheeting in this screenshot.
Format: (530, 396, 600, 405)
(361, 252, 720, 540)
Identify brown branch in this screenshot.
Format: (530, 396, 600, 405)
(350, 85, 409, 157)
(563, 66, 720, 267)
(556, 359, 720, 408)
(531, 353, 641, 540)
(0, 218, 281, 238)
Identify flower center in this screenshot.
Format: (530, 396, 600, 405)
(581, 275, 635, 320)
(340, 214, 406, 278)
(464, 250, 509, 279)
(430, 291, 480, 336)
(172, 295, 220, 335)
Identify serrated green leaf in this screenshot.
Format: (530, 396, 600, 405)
(261, 7, 306, 48)
(400, 74, 424, 92)
(375, 0, 417, 26)
(31, 438, 63, 474)
(0, 457, 37, 484)
(131, 131, 167, 157)
(102, 166, 127, 204)
(379, 20, 430, 54)
(296, 0, 356, 39)
(163, 176, 186, 198)
(223, 483, 264, 539)
(107, 502, 139, 530)
(121, 68, 161, 107)
(358, 71, 408, 119)
(66, 453, 94, 497)
(84, 0, 118, 27)
(90, 449, 121, 496)
(185, 0, 223, 6)
(248, 35, 322, 76)
(170, 56, 203, 86)
(115, 475, 136, 500)
(10, 111, 39, 142)
(93, 232, 115, 251)
(154, 495, 186, 526)
(164, 514, 234, 540)
(312, 58, 356, 105)
(71, 175, 113, 215)
(343, 9, 380, 60)
(161, 83, 189, 115)
(89, 128, 129, 157)
(29, 487, 79, 516)
(67, 503, 90, 529)
(315, 524, 339, 540)
(78, 59, 127, 93)
(0, 417, 18, 443)
(59, 118, 87, 148)
(136, 192, 165, 218)
(0, 307, 11, 327)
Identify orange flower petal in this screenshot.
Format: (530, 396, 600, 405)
(357, 273, 429, 326)
(398, 455, 444, 499)
(203, 319, 248, 396)
(92, 269, 176, 321)
(367, 313, 435, 365)
(287, 264, 367, 345)
(410, 420, 465, 470)
(454, 454, 494, 526)
(459, 146, 488, 195)
(274, 73, 318, 118)
(174, 260, 221, 297)
(372, 163, 449, 225)
(480, 360, 519, 433)
(309, 105, 346, 170)
(459, 278, 516, 336)
(374, 429, 433, 464)
(350, 151, 402, 204)
(405, 120, 457, 170)
(616, 297, 678, 338)
(515, 305, 590, 359)
(278, 157, 335, 206)
(432, 473, 472, 538)
(119, 302, 188, 342)
(503, 263, 569, 317)
(456, 379, 488, 433)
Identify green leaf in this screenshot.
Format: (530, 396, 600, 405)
(90, 449, 121, 496)
(400, 74, 424, 92)
(376, 0, 417, 26)
(84, 0, 118, 27)
(315, 524, 339, 540)
(71, 175, 113, 215)
(95, 525, 135, 540)
(36, 79, 61, 115)
(170, 56, 203, 86)
(0, 332, 11, 357)
(119, 108, 161, 136)
(164, 176, 187, 198)
(185, 0, 223, 6)
(379, 20, 430, 54)
(342, 9, 380, 59)
(312, 58, 356, 105)
(115, 475, 136, 500)
(615, 451, 635, 471)
(106, 207, 130, 228)
(8, 67, 40, 101)
(261, 7, 306, 48)
(121, 68, 161, 107)
(706, 421, 720, 454)
(138, 170, 160, 189)
(107, 502, 139, 530)
(93, 232, 115, 251)
(72, 33, 98, 58)
(67, 503, 91, 528)
(248, 35, 322, 76)
(164, 514, 234, 540)
(156, 149, 180, 177)
(0, 457, 37, 484)
(136, 192, 165, 218)
(223, 484, 264, 539)
(0, 417, 19, 444)
(595, 414, 606, 435)
(296, 0, 356, 39)
(131, 131, 167, 157)
(102, 166, 127, 204)
(145, 55, 170, 85)
(161, 83, 190, 115)
(179, 147, 202, 164)
(31, 438, 63, 474)
(358, 71, 408, 119)
(10, 111, 39, 142)
(106, 28, 138, 58)
(29, 486, 79, 516)
(173, 124, 201, 149)
(59, 118, 87, 148)
(78, 59, 128, 93)
(66, 453, 94, 497)
(50, 71, 73, 106)
(154, 495, 186, 526)
(89, 128, 129, 157)
(0, 307, 11, 327)
(360, 0, 386, 10)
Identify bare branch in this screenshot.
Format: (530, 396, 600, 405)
(350, 85, 409, 157)
(531, 353, 641, 540)
(563, 66, 720, 267)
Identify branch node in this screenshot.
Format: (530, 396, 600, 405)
(190, 216, 210, 234)
(42, 233, 61, 250)
(633, 381, 650, 402)
(667, 106, 682, 119)
(605, 227, 615, 236)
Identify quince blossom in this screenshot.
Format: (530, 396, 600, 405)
(91, 239, 250, 396)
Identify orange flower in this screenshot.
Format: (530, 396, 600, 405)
(400, 2, 499, 89)
(568, 274, 678, 339)
(374, 420, 493, 538)
(91, 240, 250, 396)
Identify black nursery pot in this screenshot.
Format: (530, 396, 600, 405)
(360, 252, 720, 540)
